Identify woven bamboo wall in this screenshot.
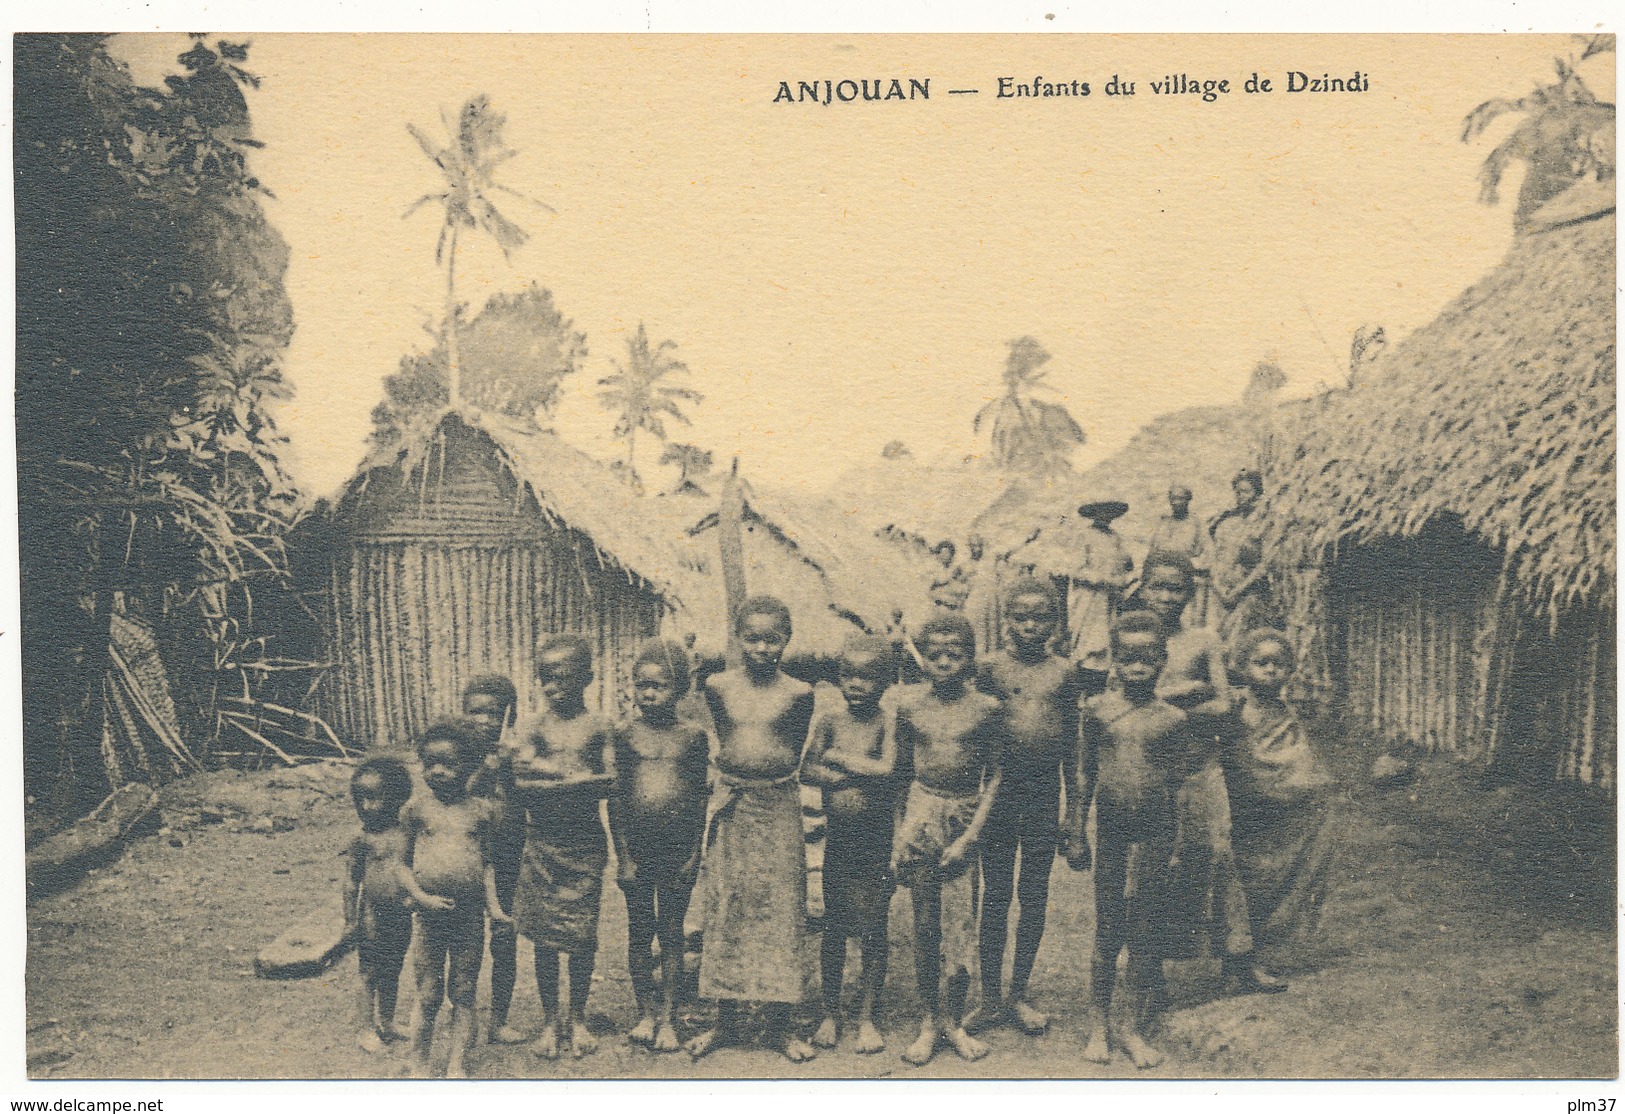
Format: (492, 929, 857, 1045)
(1334, 569, 1486, 757)
(321, 541, 662, 750)
(1527, 603, 1615, 791)
(1326, 531, 1614, 792)
(314, 429, 665, 750)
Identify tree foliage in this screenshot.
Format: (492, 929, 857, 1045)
(660, 441, 715, 494)
(972, 336, 1086, 475)
(597, 323, 704, 490)
(1462, 36, 1615, 228)
(372, 284, 588, 440)
(15, 34, 298, 810)
(1242, 358, 1287, 405)
(404, 95, 550, 406)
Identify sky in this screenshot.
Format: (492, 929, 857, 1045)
(109, 33, 1612, 501)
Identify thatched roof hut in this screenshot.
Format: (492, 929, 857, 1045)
(828, 460, 1019, 555)
(648, 481, 937, 655)
(300, 409, 680, 749)
(299, 410, 940, 746)
(1266, 183, 1615, 790)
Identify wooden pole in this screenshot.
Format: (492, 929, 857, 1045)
(718, 457, 748, 669)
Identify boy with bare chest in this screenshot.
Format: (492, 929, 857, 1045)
(686, 596, 818, 1063)
(1137, 553, 1258, 993)
(609, 640, 710, 1053)
(510, 635, 616, 1060)
(801, 635, 900, 1055)
(460, 674, 527, 1044)
(1072, 611, 1185, 1069)
(891, 614, 1004, 1066)
(969, 578, 1085, 1037)
(401, 719, 510, 1078)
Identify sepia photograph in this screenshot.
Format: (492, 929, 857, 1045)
(11, 28, 1617, 1084)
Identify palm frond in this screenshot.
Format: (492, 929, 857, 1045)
(406, 121, 447, 169)
(1476, 126, 1533, 205)
(1579, 33, 1615, 60)
(403, 191, 449, 219)
(493, 181, 557, 213)
(1462, 95, 1533, 143)
(472, 198, 529, 256)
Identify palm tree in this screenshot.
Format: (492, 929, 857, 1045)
(597, 324, 704, 491)
(1462, 39, 1615, 229)
(660, 441, 714, 495)
(973, 336, 1085, 475)
(404, 95, 550, 406)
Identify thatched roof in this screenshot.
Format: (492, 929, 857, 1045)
(338, 408, 689, 598)
(647, 482, 938, 654)
(1267, 189, 1616, 617)
(827, 460, 1019, 549)
(327, 410, 937, 652)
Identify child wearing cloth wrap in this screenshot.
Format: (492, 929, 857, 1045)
(890, 614, 1005, 1067)
(686, 596, 819, 1064)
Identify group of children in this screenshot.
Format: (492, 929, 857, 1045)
(344, 558, 1319, 1076)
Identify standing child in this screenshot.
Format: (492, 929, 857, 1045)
(461, 674, 527, 1044)
(1071, 611, 1185, 1070)
(1135, 554, 1257, 997)
(609, 640, 710, 1053)
(969, 578, 1086, 1036)
(890, 614, 1004, 1067)
(510, 634, 617, 1060)
(344, 756, 437, 1053)
(802, 635, 900, 1055)
(1221, 629, 1337, 984)
(401, 718, 511, 1077)
(1147, 484, 1211, 629)
(686, 596, 818, 1064)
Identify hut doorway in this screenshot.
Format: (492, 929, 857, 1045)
(1325, 523, 1501, 758)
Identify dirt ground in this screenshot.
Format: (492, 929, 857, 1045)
(24, 747, 1617, 1081)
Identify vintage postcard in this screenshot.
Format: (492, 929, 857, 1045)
(9, 28, 1617, 1090)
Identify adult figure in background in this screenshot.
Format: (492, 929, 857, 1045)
(1209, 470, 1274, 644)
(961, 534, 1003, 657)
(929, 540, 970, 613)
(1067, 498, 1133, 699)
(1147, 484, 1212, 629)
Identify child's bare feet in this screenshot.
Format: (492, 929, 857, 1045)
(445, 1057, 468, 1079)
(781, 1034, 818, 1063)
(1120, 1030, 1165, 1070)
(945, 1026, 989, 1062)
(357, 1029, 386, 1054)
(812, 1016, 840, 1049)
(961, 1001, 1005, 1035)
(488, 1024, 526, 1045)
(685, 1027, 723, 1060)
(1082, 1024, 1111, 1064)
(1226, 963, 1288, 995)
(901, 1019, 939, 1066)
(628, 1016, 657, 1046)
(854, 1019, 886, 1055)
(653, 1021, 681, 1052)
(571, 1019, 598, 1057)
(531, 1026, 560, 1060)
(1010, 999, 1049, 1035)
